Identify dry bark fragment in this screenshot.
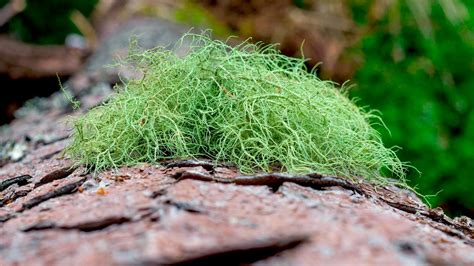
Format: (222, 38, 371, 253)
(0, 174, 31, 191)
(21, 176, 86, 211)
(34, 165, 78, 187)
(175, 169, 363, 194)
(145, 235, 308, 266)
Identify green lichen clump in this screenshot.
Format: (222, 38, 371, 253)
(66, 33, 405, 182)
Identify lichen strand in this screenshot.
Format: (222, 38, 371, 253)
(66, 33, 406, 183)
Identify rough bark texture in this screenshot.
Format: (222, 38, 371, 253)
(1, 18, 474, 266)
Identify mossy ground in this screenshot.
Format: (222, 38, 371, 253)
(66, 33, 406, 183)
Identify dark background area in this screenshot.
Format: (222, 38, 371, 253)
(0, 76, 59, 124)
(1, 0, 473, 216)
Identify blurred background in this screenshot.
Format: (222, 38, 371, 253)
(0, 0, 473, 216)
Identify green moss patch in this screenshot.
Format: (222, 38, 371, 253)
(66, 33, 405, 183)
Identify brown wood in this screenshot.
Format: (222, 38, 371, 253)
(0, 35, 88, 79)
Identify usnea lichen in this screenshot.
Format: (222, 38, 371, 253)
(66, 33, 406, 183)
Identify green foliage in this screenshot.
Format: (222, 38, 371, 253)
(0, 0, 98, 44)
(174, 2, 232, 37)
(66, 33, 405, 183)
(350, 1, 474, 212)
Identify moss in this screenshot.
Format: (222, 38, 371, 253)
(65, 33, 406, 183)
